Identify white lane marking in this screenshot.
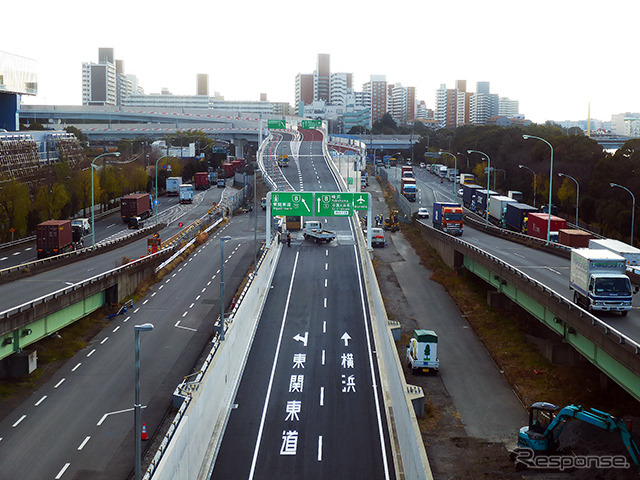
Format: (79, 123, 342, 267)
(216, 269, 220, 274)
(113, 326, 120, 333)
(55, 463, 71, 479)
(172, 273, 177, 278)
(159, 285, 164, 290)
(87, 349, 96, 357)
(175, 321, 197, 332)
(195, 295, 201, 301)
(143, 299, 149, 305)
(54, 378, 65, 388)
(106, 223, 115, 229)
(178, 268, 183, 272)
(318, 436, 323, 461)
(166, 279, 171, 283)
(124, 316, 130, 323)
(249, 252, 300, 480)
(78, 436, 91, 450)
(100, 337, 109, 345)
(0, 257, 7, 261)
(324, 298, 327, 308)
(35, 395, 47, 406)
(133, 308, 140, 313)
(97, 406, 144, 426)
(151, 292, 157, 297)
(353, 244, 391, 479)
(320, 387, 324, 406)
(71, 363, 81, 372)
(207, 281, 212, 286)
(513, 252, 526, 259)
(545, 266, 562, 275)
(12, 415, 27, 427)
(189, 303, 194, 309)
(325, 278, 327, 288)
(202, 288, 206, 293)
(322, 349, 326, 364)
(325, 263, 328, 271)
(326, 249, 328, 256)
(12, 252, 21, 256)
(182, 311, 188, 317)
(323, 322, 326, 334)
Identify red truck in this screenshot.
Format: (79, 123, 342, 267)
(194, 172, 210, 190)
(121, 193, 153, 224)
(36, 220, 83, 259)
(221, 163, 235, 178)
(527, 212, 567, 242)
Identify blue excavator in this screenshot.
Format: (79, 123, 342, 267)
(512, 402, 640, 470)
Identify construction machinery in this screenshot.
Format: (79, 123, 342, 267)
(512, 402, 640, 470)
(383, 210, 400, 232)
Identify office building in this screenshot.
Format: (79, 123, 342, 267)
(197, 74, 209, 96)
(0, 51, 37, 131)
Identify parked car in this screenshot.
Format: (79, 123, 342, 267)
(418, 207, 430, 219)
(369, 227, 386, 247)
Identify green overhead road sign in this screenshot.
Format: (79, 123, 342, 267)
(353, 192, 369, 211)
(301, 119, 322, 129)
(270, 192, 313, 216)
(268, 119, 286, 129)
(316, 192, 353, 217)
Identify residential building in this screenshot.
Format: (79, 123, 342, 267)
(330, 72, 353, 106)
(470, 81, 499, 125)
(435, 81, 469, 128)
(295, 73, 314, 106)
(82, 60, 116, 106)
(499, 97, 519, 117)
(406, 86, 416, 122)
(363, 75, 387, 125)
(611, 113, 640, 136)
(197, 74, 209, 96)
(315, 53, 330, 102)
(390, 83, 407, 126)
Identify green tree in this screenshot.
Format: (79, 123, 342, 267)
(0, 179, 30, 238)
(35, 183, 69, 220)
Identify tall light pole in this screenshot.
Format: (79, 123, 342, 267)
(91, 152, 120, 248)
(456, 152, 470, 169)
(134, 323, 154, 480)
(467, 150, 491, 227)
(155, 155, 170, 226)
(610, 183, 636, 245)
(523, 135, 554, 245)
(518, 164, 537, 207)
(558, 172, 579, 227)
(441, 152, 457, 199)
(254, 170, 258, 274)
(219, 236, 232, 340)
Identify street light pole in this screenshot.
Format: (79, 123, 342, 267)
(558, 173, 580, 227)
(442, 152, 457, 199)
(467, 150, 491, 227)
(518, 164, 537, 207)
(523, 135, 554, 245)
(254, 170, 258, 274)
(91, 152, 120, 248)
(610, 183, 636, 245)
(155, 155, 169, 226)
(456, 152, 470, 169)
(219, 236, 232, 340)
(134, 323, 154, 480)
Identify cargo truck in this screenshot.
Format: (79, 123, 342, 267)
(194, 172, 210, 190)
(401, 165, 413, 177)
(569, 248, 634, 315)
(474, 189, 498, 215)
(406, 329, 439, 375)
(166, 177, 182, 196)
(303, 220, 336, 243)
(121, 194, 153, 224)
(558, 229, 592, 248)
(462, 184, 483, 209)
(527, 212, 566, 242)
(179, 184, 194, 204)
(447, 169, 458, 182)
(504, 202, 537, 233)
(589, 238, 640, 267)
(438, 165, 448, 178)
(459, 173, 475, 185)
(508, 191, 523, 203)
(432, 202, 463, 236)
(488, 195, 517, 227)
(36, 220, 82, 259)
(401, 177, 417, 202)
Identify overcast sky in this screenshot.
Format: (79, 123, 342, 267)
(3, 0, 636, 124)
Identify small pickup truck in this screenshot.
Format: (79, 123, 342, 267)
(303, 220, 336, 243)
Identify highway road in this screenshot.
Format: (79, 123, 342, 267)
(0, 203, 265, 479)
(392, 165, 640, 345)
(211, 131, 394, 479)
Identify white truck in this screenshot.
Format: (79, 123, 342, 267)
(166, 177, 182, 196)
(588, 238, 640, 268)
(569, 248, 635, 315)
(488, 195, 517, 227)
(302, 220, 336, 243)
(179, 184, 194, 204)
(406, 329, 439, 375)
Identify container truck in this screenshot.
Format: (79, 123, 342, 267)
(508, 191, 523, 203)
(447, 169, 458, 182)
(474, 189, 498, 215)
(459, 173, 475, 185)
(504, 203, 537, 233)
(121, 194, 153, 224)
(569, 248, 634, 315)
(221, 163, 235, 178)
(401, 177, 417, 202)
(438, 165, 448, 178)
(488, 195, 517, 227)
(527, 212, 566, 242)
(589, 238, 640, 267)
(432, 202, 463, 236)
(401, 165, 413, 177)
(406, 329, 439, 375)
(558, 229, 592, 248)
(179, 184, 194, 204)
(166, 177, 182, 196)
(36, 220, 82, 259)
(194, 172, 210, 190)
(462, 184, 483, 209)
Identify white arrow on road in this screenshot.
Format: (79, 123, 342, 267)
(341, 332, 351, 346)
(293, 332, 308, 347)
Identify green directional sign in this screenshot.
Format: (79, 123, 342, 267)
(268, 119, 286, 129)
(270, 192, 313, 216)
(353, 192, 369, 211)
(301, 119, 322, 129)
(316, 192, 353, 217)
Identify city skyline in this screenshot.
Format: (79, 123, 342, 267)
(2, 0, 638, 125)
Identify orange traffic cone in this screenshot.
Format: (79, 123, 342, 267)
(141, 423, 148, 441)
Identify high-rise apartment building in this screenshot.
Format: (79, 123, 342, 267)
(363, 75, 387, 125)
(390, 83, 407, 125)
(406, 86, 416, 123)
(435, 81, 470, 128)
(315, 54, 330, 102)
(295, 73, 314, 107)
(470, 81, 499, 125)
(499, 97, 519, 117)
(329, 72, 353, 106)
(197, 74, 209, 96)
(83, 48, 143, 106)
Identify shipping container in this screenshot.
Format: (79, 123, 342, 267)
(462, 184, 483, 209)
(527, 212, 567, 241)
(36, 220, 74, 259)
(504, 203, 538, 233)
(194, 172, 210, 190)
(166, 177, 182, 196)
(475, 189, 498, 215)
(558, 229, 592, 248)
(589, 238, 640, 267)
(121, 194, 153, 223)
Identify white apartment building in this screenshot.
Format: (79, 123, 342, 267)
(329, 72, 353, 106)
(390, 83, 407, 125)
(82, 61, 117, 106)
(435, 84, 447, 127)
(499, 97, 519, 117)
(611, 113, 640, 136)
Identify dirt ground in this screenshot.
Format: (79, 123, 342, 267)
(373, 233, 639, 480)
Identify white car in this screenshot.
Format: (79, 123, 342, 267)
(369, 227, 386, 247)
(458, 188, 464, 197)
(418, 207, 430, 219)
(420, 162, 426, 168)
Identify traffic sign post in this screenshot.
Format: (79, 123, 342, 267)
(270, 192, 314, 216)
(268, 120, 286, 129)
(301, 120, 322, 129)
(316, 193, 353, 217)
